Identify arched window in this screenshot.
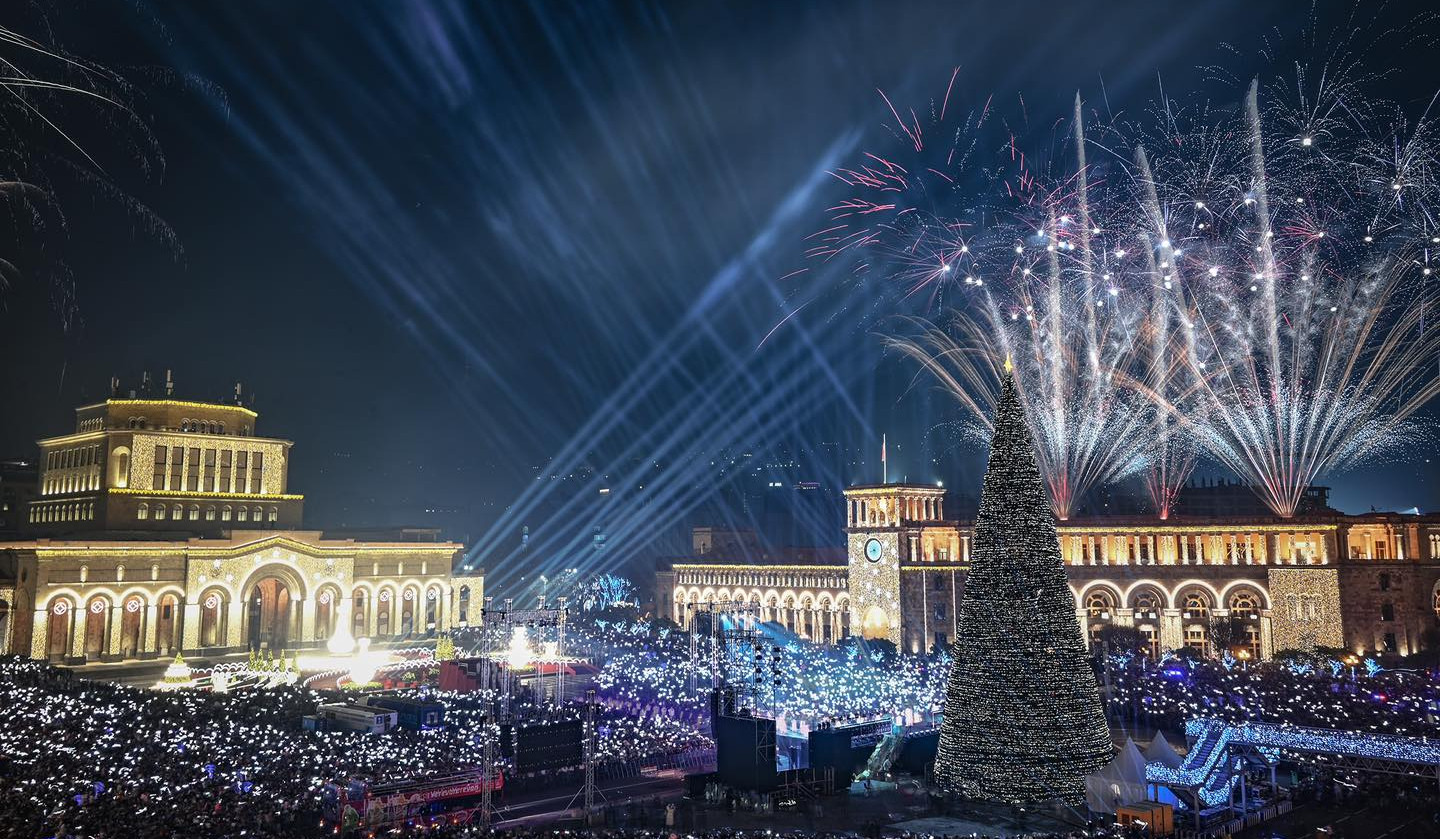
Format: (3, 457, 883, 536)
(137, 503, 149, 520)
(1132, 591, 1161, 621)
(1085, 591, 1116, 619)
(267, 507, 278, 523)
(237, 506, 248, 522)
(1228, 591, 1260, 618)
(153, 504, 166, 521)
(204, 506, 216, 522)
(221, 505, 232, 521)
(252, 506, 263, 523)
(1182, 591, 1212, 620)
(188, 505, 200, 521)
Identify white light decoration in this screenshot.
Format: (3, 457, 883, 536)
(507, 626, 533, 670)
(326, 622, 356, 656)
(933, 370, 1111, 805)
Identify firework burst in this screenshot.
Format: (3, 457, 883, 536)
(835, 16, 1440, 519)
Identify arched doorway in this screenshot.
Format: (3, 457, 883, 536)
(83, 596, 109, 659)
(352, 589, 369, 638)
(47, 598, 74, 660)
(376, 590, 393, 638)
(400, 588, 417, 636)
(860, 605, 890, 640)
(425, 587, 441, 635)
(199, 589, 227, 648)
(247, 577, 295, 651)
(120, 596, 144, 659)
(156, 594, 179, 655)
(315, 588, 337, 642)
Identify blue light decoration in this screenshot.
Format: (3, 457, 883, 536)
(1365, 658, 1383, 678)
(1147, 717, 1440, 807)
(1329, 660, 1344, 679)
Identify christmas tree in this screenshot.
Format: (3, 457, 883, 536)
(932, 366, 1112, 805)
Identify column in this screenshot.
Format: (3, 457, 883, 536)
(226, 597, 245, 648)
(182, 600, 201, 650)
(30, 610, 47, 660)
(301, 596, 317, 643)
(1259, 613, 1274, 659)
(106, 604, 125, 657)
(1159, 608, 1184, 652)
(69, 609, 85, 661)
(143, 604, 159, 655)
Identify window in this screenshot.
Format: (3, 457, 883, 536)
(186, 448, 200, 492)
(137, 503, 149, 521)
(1384, 632, 1398, 653)
(222, 505, 232, 521)
(154, 505, 167, 521)
(220, 450, 232, 492)
(204, 449, 217, 491)
(236, 451, 248, 494)
(267, 507, 278, 523)
(253, 506, 263, 523)
(1133, 592, 1161, 621)
(1085, 591, 1115, 619)
(188, 505, 199, 521)
(1182, 592, 1211, 620)
(1229, 591, 1260, 618)
(237, 506, 248, 522)
(250, 452, 264, 493)
(1379, 573, 1391, 591)
(169, 446, 184, 490)
(1381, 602, 1395, 622)
(204, 506, 216, 521)
(151, 447, 167, 490)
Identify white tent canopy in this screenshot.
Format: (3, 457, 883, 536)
(1085, 738, 1148, 813)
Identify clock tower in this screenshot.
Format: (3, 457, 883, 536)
(844, 483, 949, 647)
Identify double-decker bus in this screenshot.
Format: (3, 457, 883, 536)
(322, 769, 503, 830)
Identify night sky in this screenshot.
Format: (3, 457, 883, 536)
(1, 1, 1437, 589)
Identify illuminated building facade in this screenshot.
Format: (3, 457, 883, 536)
(659, 483, 1440, 660)
(0, 380, 483, 663)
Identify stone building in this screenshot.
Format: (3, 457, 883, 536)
(659, 483, 1440, 660)
(0, 379, 482, 663)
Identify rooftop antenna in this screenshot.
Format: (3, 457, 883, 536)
(164, 369, 174, 397)
(109, 376, 120, 397)
(234, 381, 243, 405)
(140, 370, 152, 396)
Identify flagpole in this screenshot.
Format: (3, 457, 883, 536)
(882, 433, 887, 485)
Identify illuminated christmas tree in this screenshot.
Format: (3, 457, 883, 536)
(933, 367, 1112, 805)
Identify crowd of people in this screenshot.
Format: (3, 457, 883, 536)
(0, 651, 707, 839)
(8, 607, 1440, 837)
(1102, 653, 1440, 737)
(582, 617, 945, 731)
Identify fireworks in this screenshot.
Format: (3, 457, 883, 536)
(842, 28, 1440, 518)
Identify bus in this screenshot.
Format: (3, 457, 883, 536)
(322, 769, 503, 830)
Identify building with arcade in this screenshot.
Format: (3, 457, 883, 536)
(0, 378, 483, 663)
(658, 483, 1440, 661)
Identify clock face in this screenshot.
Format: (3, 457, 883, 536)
(865, 538, 884, 563)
